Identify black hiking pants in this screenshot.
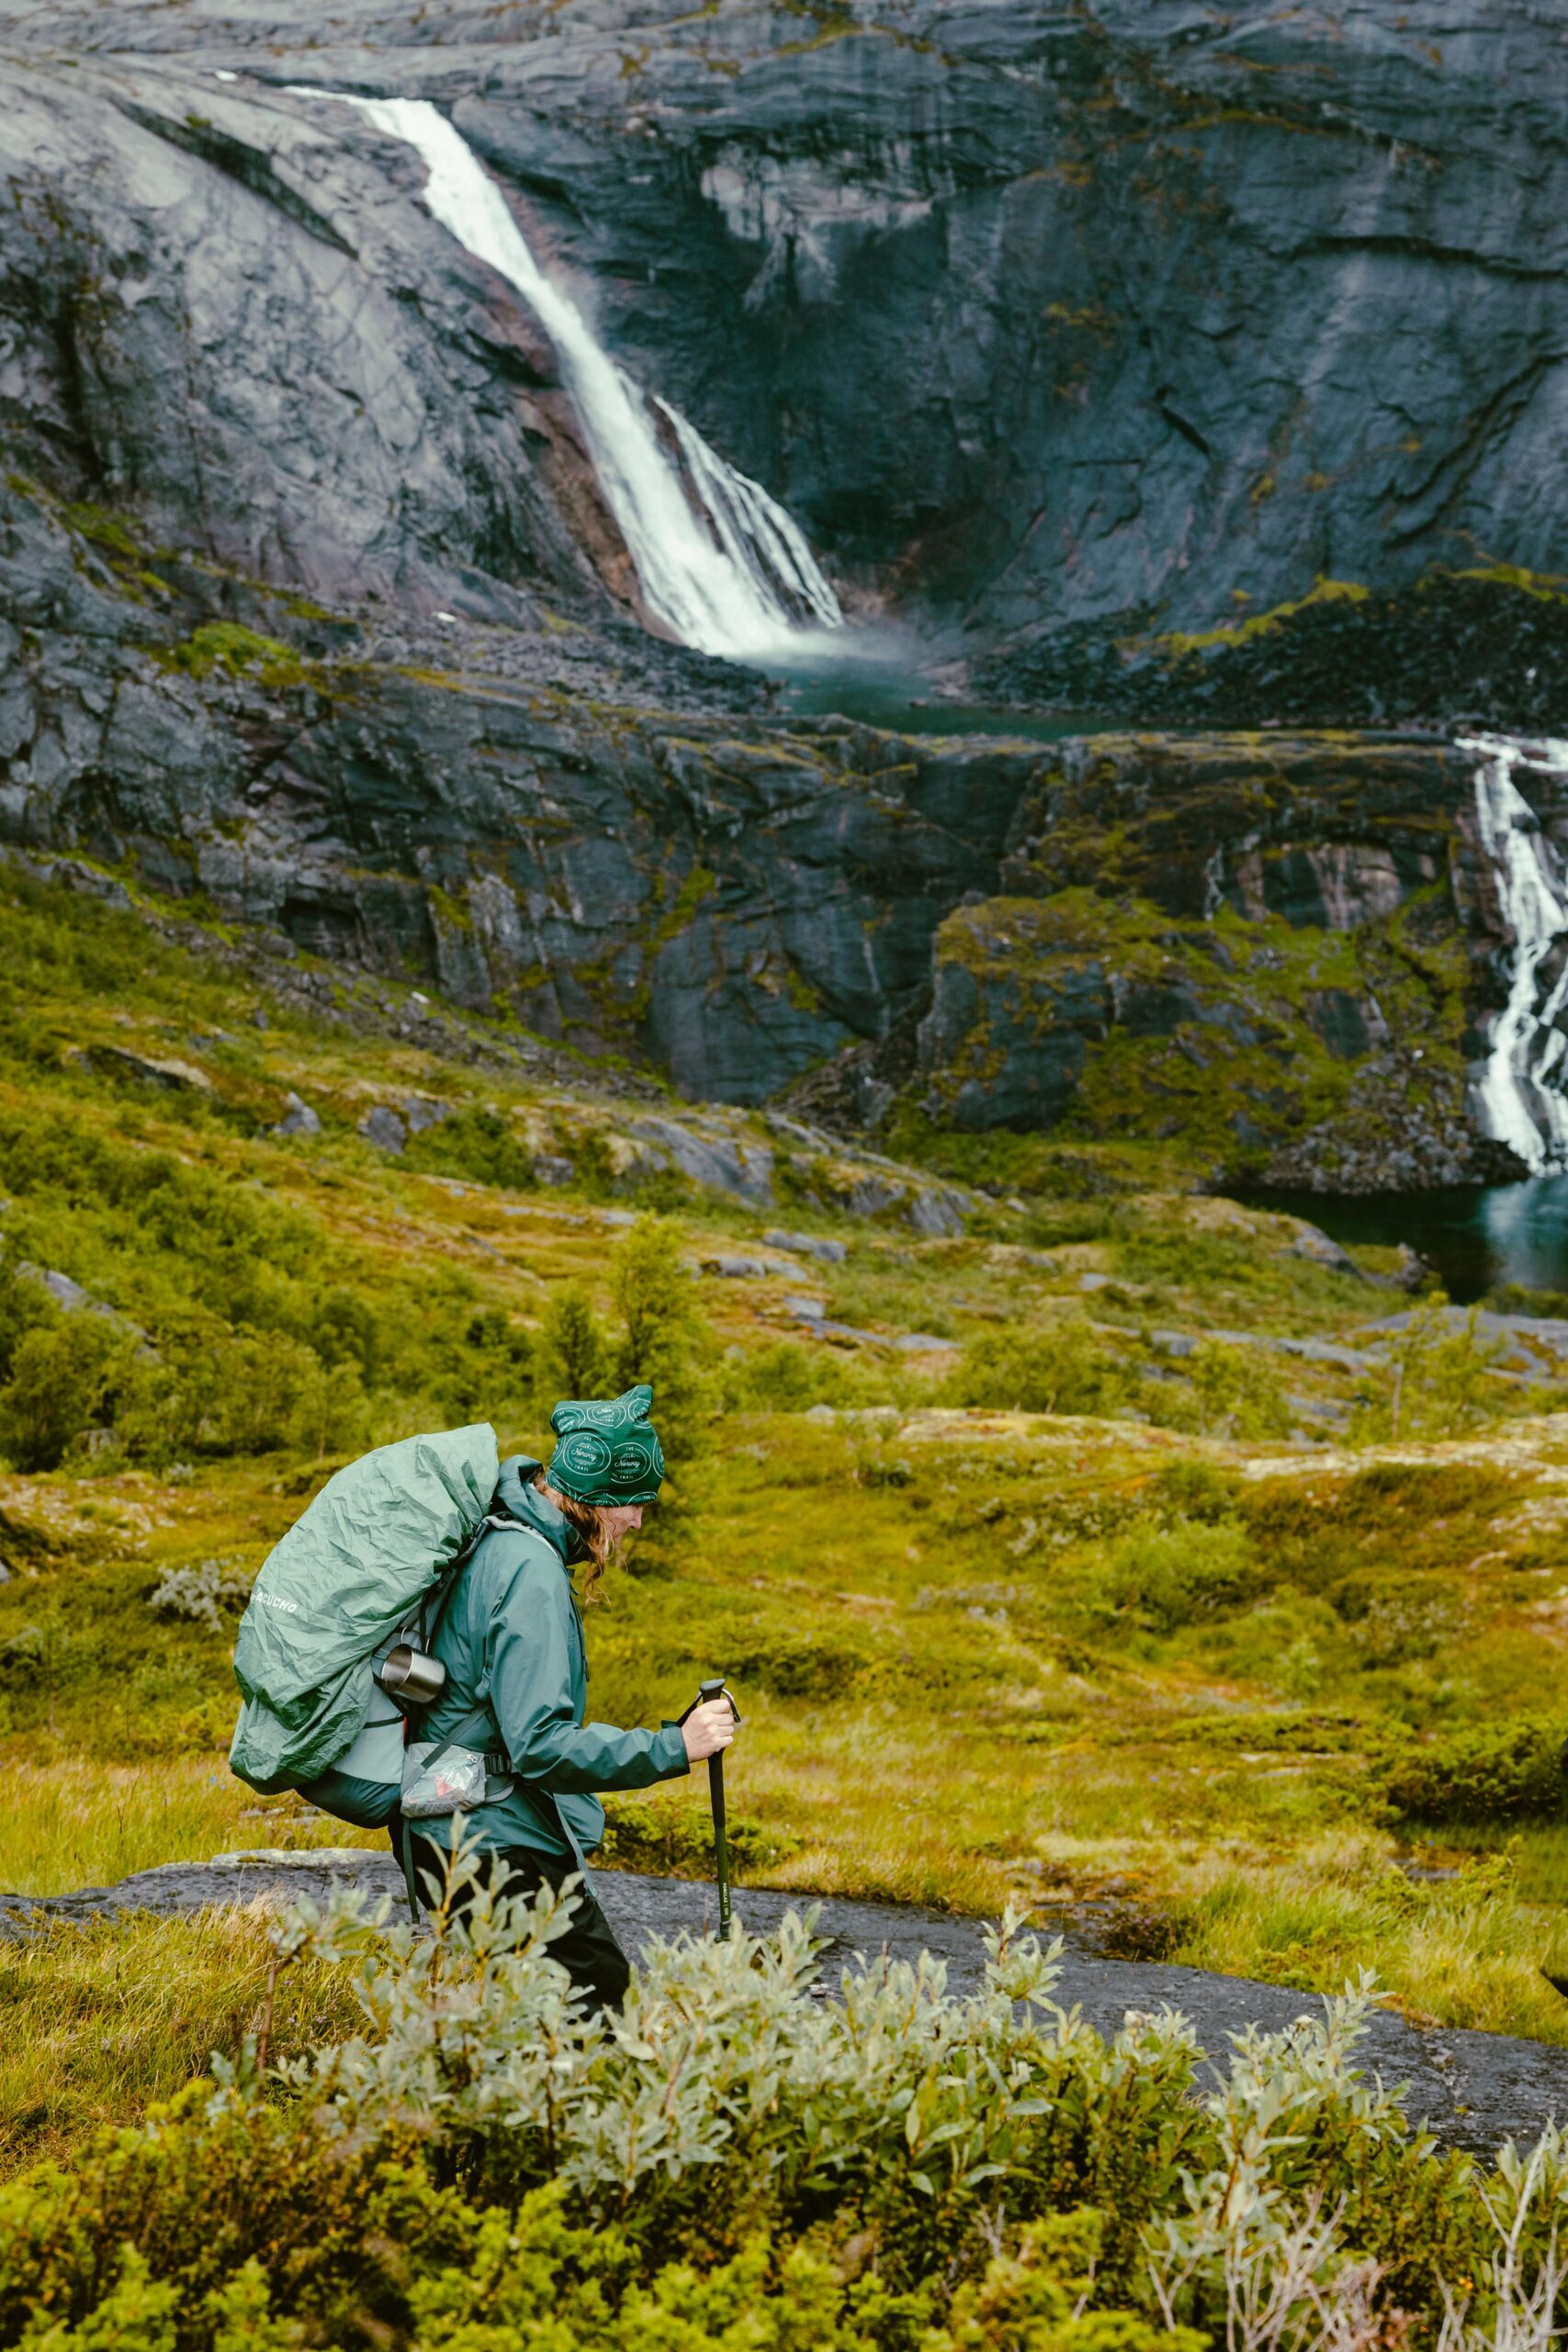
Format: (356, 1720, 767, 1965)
(400, 1826, 632, 2014)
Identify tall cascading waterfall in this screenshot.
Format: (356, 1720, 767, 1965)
(312, 95, 840, 662)
(1461, 731, 1568, 1172)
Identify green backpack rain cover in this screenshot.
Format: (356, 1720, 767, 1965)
(229, 1423, 501, 1797)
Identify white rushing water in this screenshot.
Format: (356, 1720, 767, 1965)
(1461, 731, 1568, 1172)
(315, 94, 840, 661)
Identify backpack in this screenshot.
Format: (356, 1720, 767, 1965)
(229, 1423, 502, 1828)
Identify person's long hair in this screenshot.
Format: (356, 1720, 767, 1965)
(530, 1470, 618, 1602)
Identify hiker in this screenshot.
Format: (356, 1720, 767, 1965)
(393, 1384, 736, 2011)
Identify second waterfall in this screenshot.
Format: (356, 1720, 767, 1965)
(1463, 731, 1568, 1175)
(325, 96, 840, 662)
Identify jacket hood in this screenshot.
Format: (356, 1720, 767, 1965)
(494, 1454, 575, 1565)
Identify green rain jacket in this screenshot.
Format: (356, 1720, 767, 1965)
(419, 1454, 689, 1860)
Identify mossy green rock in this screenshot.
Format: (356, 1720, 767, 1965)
(914, 733, 1521, 1191)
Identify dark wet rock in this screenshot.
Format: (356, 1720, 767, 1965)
(533, 1153, 576, 1186)
(0, 481, 1033, 1113)
(8, 1847, 1568, 2157)
(998, 734, 1471, 924)
(401, 1094, 455, 1136)
(919, 952, 1112, 1135)
(908, 731, 1532, 1187)
(13, 0, 1550, 725)
(980, 577, 1568, 740)
(1303, 990, 1389, 1064)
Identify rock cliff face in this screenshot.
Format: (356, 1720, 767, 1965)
(1, 0, 1561, 1185)
(4, 0, 1568, 702)
(0, 468, 1526, 1186)
(0, 474, 1031, 1104)
(910, 733, 1524, 1191)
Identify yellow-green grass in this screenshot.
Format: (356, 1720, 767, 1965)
(0, 1757, 381, 1899)
(10, 1407, 1568, 2048)
(0, 1906, 362, 2176)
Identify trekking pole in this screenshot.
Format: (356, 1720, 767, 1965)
(694, 1674, 739, 1940)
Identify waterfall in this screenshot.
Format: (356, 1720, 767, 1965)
(1461, 731, 1568, 1173)
(313, 94, 840, 662)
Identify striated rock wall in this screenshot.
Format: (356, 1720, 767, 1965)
(3, 0, 1568, 703)
(0, 475, 1035, 1104)
(1, 0, 1560, 1186)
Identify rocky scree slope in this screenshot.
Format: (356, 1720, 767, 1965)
(6, 0, 1568, 711)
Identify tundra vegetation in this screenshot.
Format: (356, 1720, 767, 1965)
(6, 864, 1568, 2339)
(11, 1872, 1568, 2352)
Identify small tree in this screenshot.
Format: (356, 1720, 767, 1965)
(943, 1314, 1131, 1418)
(534, 1287, 611, 1407)
(609, 1217, 710, 1468)
(1188, 1340, 1292, 1441)
(0, 1315, 132, 1472)
(1351, 1294, 1501, 1444)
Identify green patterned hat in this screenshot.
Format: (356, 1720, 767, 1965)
(547, 1384, 666, 1506)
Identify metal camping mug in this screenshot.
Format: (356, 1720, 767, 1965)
(377, 1643, 447, 1706)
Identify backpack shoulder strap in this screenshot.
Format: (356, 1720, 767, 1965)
(412, 1512, 512, 1651)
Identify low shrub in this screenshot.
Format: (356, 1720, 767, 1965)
(1145, 1458, 1242, 1524)
(597, 1791, 798, 1876)
(1378, 1717, 1568, 1826)
(718, 1340, 853, 1413)
(1185, 1339, 1292, 1440)
(943, 1317, 1131, 1418)
(1093, 1513, 1261, 1633)
(147, 1558, 254, 1633)
(1348, 1295, 1502, 1443)
(404, 1105, 538, 1192)
(0, 1878, 1534, 2347)
(725, 1633, 867, 1701)
(1238, 1459, 1526, 1590)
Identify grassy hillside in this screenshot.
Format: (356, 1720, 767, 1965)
(6, 854, 1568, 2170)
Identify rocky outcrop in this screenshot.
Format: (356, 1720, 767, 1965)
(911, 733, 1529, 1191)
(0, 461, 1541, 1183)
(0, 473, 1037, 1102)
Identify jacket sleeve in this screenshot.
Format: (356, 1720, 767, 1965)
(482, 1536, 688, 1793)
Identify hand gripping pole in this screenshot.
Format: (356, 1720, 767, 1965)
(680, 1675, 740, 1941)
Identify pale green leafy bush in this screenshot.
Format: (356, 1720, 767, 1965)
(147, 1558, 255, 1634)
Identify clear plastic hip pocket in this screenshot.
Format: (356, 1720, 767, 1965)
(399, 1741, 490, 1819)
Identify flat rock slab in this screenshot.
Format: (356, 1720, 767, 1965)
(7, 1850, 1567, 2158)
